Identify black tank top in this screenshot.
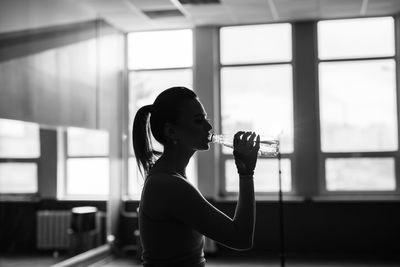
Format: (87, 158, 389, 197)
(138, 172, 206, 267)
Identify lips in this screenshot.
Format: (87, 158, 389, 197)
(206, 133, 212, 143)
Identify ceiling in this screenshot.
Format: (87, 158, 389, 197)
(1, 0, 400, 34)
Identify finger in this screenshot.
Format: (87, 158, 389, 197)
(234, 131, 245, 147)
(242, 131, 252, 143)
(252, 134, 260, 152)
(242, 132, 254, 150)
(248, 132, 257, 148)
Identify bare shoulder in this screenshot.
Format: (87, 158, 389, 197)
(141, 172, 195, 217)
(145, 172, 188, 189)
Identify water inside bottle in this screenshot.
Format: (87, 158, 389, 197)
(208, 133, 280, 157)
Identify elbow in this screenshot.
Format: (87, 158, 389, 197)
(239, 237, 254, 251)
(229, 235, 254, 251)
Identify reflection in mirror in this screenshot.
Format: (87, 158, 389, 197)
(0, 119, 109, 265)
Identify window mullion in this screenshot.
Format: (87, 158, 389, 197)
(395, 14, 400, 194)
(292, 21, 320, 199)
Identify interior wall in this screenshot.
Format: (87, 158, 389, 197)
(0, 19, 124, 252)
(0, 20, 123, 130)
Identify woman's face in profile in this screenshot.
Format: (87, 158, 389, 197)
(175, 98, 213, 151)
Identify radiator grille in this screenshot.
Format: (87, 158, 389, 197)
(36, 210, 71, 250)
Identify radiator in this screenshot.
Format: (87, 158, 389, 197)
(36, 210, 71, 250)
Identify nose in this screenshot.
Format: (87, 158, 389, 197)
(206, 120, 212, 131)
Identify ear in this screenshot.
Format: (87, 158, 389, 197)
(163, 122, 179, 143)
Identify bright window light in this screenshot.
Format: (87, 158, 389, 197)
(319, 60, 397, 152)
(66, 158, 109, 196)
(221, 65, 293, 153)
(225, 159, 291, 193)
(318, 17, 395, 60)
(326, 158, 396, 191)
(128, 29, 193, 70)
(220, 23, 292, 64)
(0, 119, 40, 158)
(67, 127, 109, 156)
(0, 163, 38, 193)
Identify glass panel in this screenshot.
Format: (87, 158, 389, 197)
(129, 69, 193, 155)
(0, 163, 37, 193)
(220, 24, 292, 64)
(318, 17, 395, 60)
(221, 65, 293, 153)
(225, 159, 291, 192)
(67, 127, 109, 156)
(319, 60, 397, 152)
(326, 158, 396, 191)
(0, 119, 40, 158)
(66, 158, 109, 196)
(128, 29, 193, 69)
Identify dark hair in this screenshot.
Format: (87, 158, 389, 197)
(132, 86, 198, 177)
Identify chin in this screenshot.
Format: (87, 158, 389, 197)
(196, 143, 210, 151)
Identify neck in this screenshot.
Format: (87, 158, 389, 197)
(153, 146, 195, 178)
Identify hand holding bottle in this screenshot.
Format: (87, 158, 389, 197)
(233, 131, 260, 176)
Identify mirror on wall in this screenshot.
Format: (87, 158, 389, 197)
(0, 118, 109, 265)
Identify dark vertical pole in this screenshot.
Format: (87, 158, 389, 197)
(278, 148, 285, 267)
(394, 15, 400, 195)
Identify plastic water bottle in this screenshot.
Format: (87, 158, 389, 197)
(208, 133, 279, 157)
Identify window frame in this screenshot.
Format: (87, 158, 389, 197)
(0, 119, 41, 198)
(316, 16, 400, 196)
(218, 23, 295, 197)
(60, 129, 110, 200)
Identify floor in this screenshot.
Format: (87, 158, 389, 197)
(97, 253, 400, 267)
(0, 252, 68, 267)
(1, 253, 399, 267)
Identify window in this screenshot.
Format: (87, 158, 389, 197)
(0, 119, 40, 194)
(62, 127, 109, 198)
(127, 29, 197, 199)
(318, 17, 398, 193)
(219, 24, 293, 194)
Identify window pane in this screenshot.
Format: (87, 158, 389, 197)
(326, 158, 395, 191)
(318, 17, 394, 60)
(225, 159, 291, 192)
(128, 69, 193, 155)
(319, 60, 397, 152)
(220, 24, 292, 64)
(128, 29, 192, 69)
(0, 119, 40, 158)
(67, 127, 109, 156)
(66, 158, 109, 196)
(221, 65, 293, 153)
(0, 163, 37, 193)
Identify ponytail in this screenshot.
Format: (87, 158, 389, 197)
(132, 105, 160, 177)
(132, 87, 198, 177)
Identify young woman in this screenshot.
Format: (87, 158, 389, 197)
(132, 87, 260, 267)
